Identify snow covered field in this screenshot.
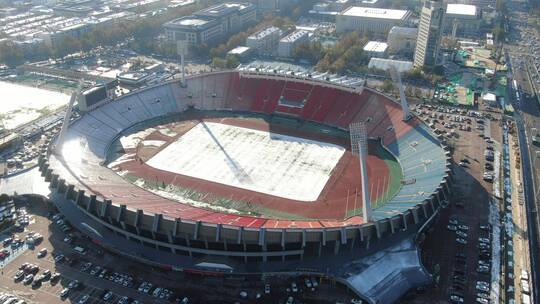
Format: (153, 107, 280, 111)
(0, 81, 70, 129)
(146, 122, 345, 201)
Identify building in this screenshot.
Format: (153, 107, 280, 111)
(227, 46, 252, 60)
(363, 41, 388, 58)
(255, 0, 300, 13)
(39, 70, 450, 304)
(453, 0, 495, 8)
(444, 4, 480, 37)
(336, 6, 411, 35)
(0, 11, 133, 48)
(309, 0, 352, 20)
(246, 26, 282, 55)
(368, 58, 413, 73)
(387, 26, 417, 55)
(277, 29, 309, 58)
(163, 2, 256, 47)
(414, 0, 445, 68)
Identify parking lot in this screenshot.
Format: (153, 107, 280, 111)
(403, 102, 503, 304)
(0, 198, 356, 304)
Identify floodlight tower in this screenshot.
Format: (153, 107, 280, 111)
(389, 66, 412, 121)
(55, 81, 83, 155)
(177, 41, 187, 87)
(349, 122, 371, 222)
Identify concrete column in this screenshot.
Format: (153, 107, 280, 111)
(76, 190, 85, 205)
(243, 243, 247, 263)
(40, 163, 49, 177)
(65, 184, 74, 200)
(57, 179, 66, 194)
(45, 168, 53, 181)
(51, 174, 59, 188)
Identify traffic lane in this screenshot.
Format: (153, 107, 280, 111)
(514, 113, 540, 301)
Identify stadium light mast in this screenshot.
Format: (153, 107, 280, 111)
(177, 41, 187, 87)
(389, 66, 412, 121)
(55, 81, 82, 155)
(349, 122, 371, 222)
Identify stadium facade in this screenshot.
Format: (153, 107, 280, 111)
(37, 70, 452, 303)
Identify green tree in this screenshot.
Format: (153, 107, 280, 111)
(380, 79, 394, 93)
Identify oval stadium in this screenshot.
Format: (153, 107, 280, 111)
(38, 70, 451, 303)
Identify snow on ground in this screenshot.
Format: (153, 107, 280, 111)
(107, 153, 136, 169)
(119, 128, 156, 149)
(141, 140, 166, 147)
(148, 186, 244, 215)
(146, 122, 345, 201)
(158, 128, 177, 137)
(0, 81, 70, 129)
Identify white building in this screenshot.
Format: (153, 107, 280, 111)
(363, 41, 388, 58)
(444, 4, 481, 37)
(163, 2, 256, 47)
(387, 26, 417, 55)
(336, 6, 411, 35)
(246, 26, 282, 55)
(277, 29, 309, 58)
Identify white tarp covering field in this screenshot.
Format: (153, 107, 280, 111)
(0, 81, 70, 129)
(146, 122, 345, 201)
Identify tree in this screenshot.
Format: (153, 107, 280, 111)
(0, 193, 10, 203)
(380, 79, 394, 93)
(314, 32, 369, 74)
(225, 55, 239, 68)
(292, 41, 323, 63)
(212, 57, 227, 68)
(0, 42, 24, 67)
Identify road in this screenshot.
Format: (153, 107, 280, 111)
(505, 2, 540, 301)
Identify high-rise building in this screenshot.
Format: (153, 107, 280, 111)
(413, 0, 445, 68)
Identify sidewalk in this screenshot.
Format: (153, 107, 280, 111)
(509, 133, 532, 301)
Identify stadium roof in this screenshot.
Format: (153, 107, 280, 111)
(446, 4, 477, 16)
(341, 6, 409, 20)
(368, 58, 413, 73)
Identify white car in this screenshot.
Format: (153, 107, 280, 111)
(78, 295, 89, 304)
(60, 288, 70, 298)
(37, 248, 47, 258)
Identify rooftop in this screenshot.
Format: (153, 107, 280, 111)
(280, 29, 309, 43)
(363, 41, 388, 53)
(228, 46, 251, 55)
(368, 58, 413, 73)
(165, 16, 216, 29)
(247, 26, 281, 40)
(388, 26, 417, 36)
(196, 2, 253, 18)
(446, 3, 477, 16)
(340, 6, 409, 20)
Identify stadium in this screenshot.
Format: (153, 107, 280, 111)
(38, 70, 451, 302)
